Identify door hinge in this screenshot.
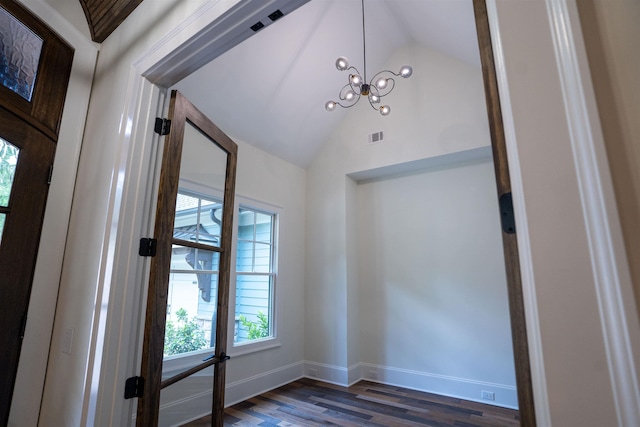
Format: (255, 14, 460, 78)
(139, 238, 157, 257)
(47, 164, 54, 185)
(499, 192, 516, 234)
(124, 376, 144, 399)
(154, 118, 171, 136)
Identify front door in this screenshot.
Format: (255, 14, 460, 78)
(135, 90, 237, 427)
(0, 1, 73, 423)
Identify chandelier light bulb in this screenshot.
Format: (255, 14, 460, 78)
(399, 65, 413, 78)
(380, 105, 390, 116)
(350, 74, 362, 86)
(335, 57, 350, 71)
(345, 90, 356, 101)
(375, 77, 388, 89)
(325, 101, 337, 111)
(370, 94, 380, 104)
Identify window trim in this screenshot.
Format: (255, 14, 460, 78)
(229, 195, 281, 355)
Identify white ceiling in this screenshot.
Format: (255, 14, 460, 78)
(173, 0, 480, 168)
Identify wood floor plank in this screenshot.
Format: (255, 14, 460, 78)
(182, 379, 520, 427)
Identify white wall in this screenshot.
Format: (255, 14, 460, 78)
(305, 41, 490, 384)
(355, 157, 517, 407)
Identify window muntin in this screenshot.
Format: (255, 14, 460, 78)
(235, 207, 276, 344)
(0, 7, 43, 101)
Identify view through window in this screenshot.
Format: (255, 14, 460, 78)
(165, 190, 276, 357)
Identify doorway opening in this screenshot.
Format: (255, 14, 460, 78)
(133, 1, 534, 425)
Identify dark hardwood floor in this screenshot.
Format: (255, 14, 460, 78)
(183, 378, 520, 426)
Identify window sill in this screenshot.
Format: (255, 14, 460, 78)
(161, 339, 281, 378)
(229, 338, 281, 358)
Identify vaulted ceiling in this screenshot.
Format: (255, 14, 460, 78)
(172, 0, 481, 167)
(78, 0, 481, 167)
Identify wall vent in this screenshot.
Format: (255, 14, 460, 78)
(368, 131, 384, 144)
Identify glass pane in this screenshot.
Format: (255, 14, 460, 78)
(0, 7, 43, 101)
(0, 138, 19, 207)
(0, 213, 5, 245)
(255, 212, 273, 243)
(235, 274, 272, 343)
(173, 192, 222, 246)
(176, 121, 228, 248)
(165, 245, 219, 357)
(254, 243, 272, 273)
(236, 239, 253, 272)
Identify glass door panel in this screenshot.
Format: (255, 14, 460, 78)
(0, 138, 18, 244)
(137, 90, 237, 427)
(0, 6, 43, 101)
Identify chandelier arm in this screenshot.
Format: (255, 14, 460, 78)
(369, 69, 401, 83)
(338, 83, 354, 100)
(334, 96, 361, 109)
(346, 65, 361, 75)
(367, 96, 379, 111)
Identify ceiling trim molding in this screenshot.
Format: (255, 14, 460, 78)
(143, 0, 312, 88)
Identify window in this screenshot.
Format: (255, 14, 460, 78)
(163, 189, 278, 357)
(234, 206, 276, 345)
(0, 6, 43, 101)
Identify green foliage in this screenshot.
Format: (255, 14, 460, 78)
(164, 308, 208, 356)
(239, 311, 269, 340)
(0, 140, 19, 207)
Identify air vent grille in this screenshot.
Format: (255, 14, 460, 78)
(250, 22, 265, 32)
(368, 131, 384, 144)
(268, 10, 284, 22)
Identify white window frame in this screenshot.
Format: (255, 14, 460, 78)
(229, 195, 281, 356)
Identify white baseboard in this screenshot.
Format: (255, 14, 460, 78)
(304, 361, 518, 409)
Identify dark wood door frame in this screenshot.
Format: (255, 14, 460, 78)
(473, 1, 536, 425)
(136, 90, 238, 427)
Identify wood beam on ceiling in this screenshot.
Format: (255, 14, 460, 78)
(79, 0, 143, 43)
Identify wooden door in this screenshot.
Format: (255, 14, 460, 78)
(135, 90, 237, 427)
(0, 1, 73, 423)
(473, 1, 536, 425)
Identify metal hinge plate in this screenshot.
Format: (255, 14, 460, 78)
(499, 192, 516, 234)
(139, 238, 157, 257)
(124, 376, 144, 399)
(154, 118, 171, 135)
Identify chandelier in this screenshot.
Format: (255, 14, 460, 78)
(325, 0, 413, 116)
